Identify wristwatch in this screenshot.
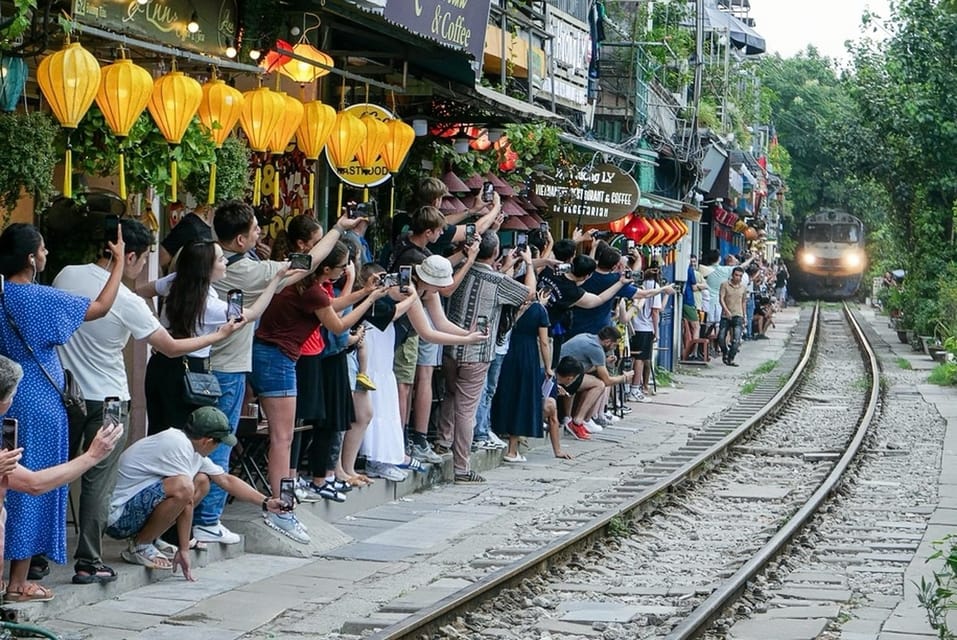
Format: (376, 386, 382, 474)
(261, 497, 269, 512)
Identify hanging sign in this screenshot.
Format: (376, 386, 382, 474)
(384, 0, 492, 62)
(327, 103, 393, 189)
(533, 163, 640, 223)
(72, 0, 237, 58)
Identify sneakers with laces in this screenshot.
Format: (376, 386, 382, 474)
(454, 470, 486, 483)
(625, 390, 647, 403)
(603, 412, 621, 423)
(311, 479, 347, 503)
(355, 372, 377, 391)
(263, 512, 310, 544)
(565, 420, 591, 440)
(583, 419, 603, 433)
(193, 521, 241, 545)
(411, 442, 444, 464)
(486, 432, 508, 449)
(365, 460, 408, 482)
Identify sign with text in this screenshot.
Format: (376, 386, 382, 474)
(384, 0, 492, 62)
(326, 103, 394, 188)
(72, 0, 237, 57)
(534, 163, 640, 223)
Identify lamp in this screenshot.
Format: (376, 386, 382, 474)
(95, 56, 154, 199)
(36, 40, 102, 198)
(0, 54, 27, 112)
(136, 0, 148, 4)
(279, 42, 333, 86)
(487, 127, 505, 143)
(147, 67, 203, 202)
(249, 49, 261, 61)
(239, 86, 285, 204)
(296, 100, 336, 208)
(326, 111, 366, 169)
(225, 40, 237, 59)
(187, 12, 200, 34)
(355, 115, 388, 169)
(381, 118, 415, 218)
(453, 137, 469, 154)
(198, 77, 244, 203)
(412, 118, 428, 136)
(267, 92, 304, 208)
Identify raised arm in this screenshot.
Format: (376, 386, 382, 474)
(85, 230, 126, 320)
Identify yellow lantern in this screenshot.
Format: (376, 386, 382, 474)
(355, 115, 388, 169)
(380, 119, 416, 218)
(198, 79, 244, 204)
(36, 41, 102, 199)
(239, 87, 285, 205)
(267, 93, 304, 208)
(148, 70, 203, 202)
(296, 101, 336, 209)
(326, 111, 366, 169)
(95, 57, 153, 200)
(279, 42, 333, 85)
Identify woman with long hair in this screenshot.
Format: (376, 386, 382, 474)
(139, 241, 284, 434)
(0, 223, 124, 602)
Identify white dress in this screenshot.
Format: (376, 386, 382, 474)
(360, 324, 405, 465)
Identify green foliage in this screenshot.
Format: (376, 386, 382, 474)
(929, 362, 957, 386)
(0, 0, 36, 44)
(182, 137, 252, 203)
(917, 533, 957, 638)
(0, 111, 58, 222)
(896, 357, 913, 370)
(754, 360, 777, 375)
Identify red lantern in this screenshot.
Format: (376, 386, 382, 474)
(624, 216, 650, 243)
(499, 147, 518, 172)
(609, 213, 632, 234)
(260, 40, 293, 73)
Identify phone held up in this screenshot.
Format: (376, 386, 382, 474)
(515, 232, 528, 251)
(482, 181, 495, 203)
(279, 477, 296, 511)
(226, 289, 244, 322)
(465, 223, 476, 246)
(103, 214, 120, 258)
(2, 417, 17, 451)
(398, 265, 412, 293)
(288, 253, 312, 271)
(475, 315, 489, 335)
(103, 396, 122, 432)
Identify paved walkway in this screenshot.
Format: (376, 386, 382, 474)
(29, 308, 804, 639)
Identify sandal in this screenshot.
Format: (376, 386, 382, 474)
(27, 555, 49, 581)
(5, 582, 54, 603)
(503, 453, 527, 463)
(72, 562, 118, 585)
(120, 543, 173, 570)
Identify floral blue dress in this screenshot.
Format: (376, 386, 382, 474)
(0, 282, 89, 563)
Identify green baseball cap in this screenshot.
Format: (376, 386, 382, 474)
(185, 407, 237, 446)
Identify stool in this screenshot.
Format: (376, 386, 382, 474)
(681, 319, 711, 363)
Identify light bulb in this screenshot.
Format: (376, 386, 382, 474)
(136, 0, 148, 4)
(187, 12, 200, 34)
(249, 49, 261, 61)
(225, 41, 237, 58)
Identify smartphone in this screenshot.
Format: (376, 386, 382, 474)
(288, 253, 312, 271)
(103, 214, 120, 257)
(516, 232, 528, 251)
(2, 418, 16, 451)
(624, 269, 633, 280)
(465, 223, 476, 246)
(539, 222, 549, 234)
(482, 181, 494, 203)
(103, 396, 122, 430)
(476, 315, 489, 334)
(626, 239, 635, 250)
(279, 477, 296, 511)
(622, 358, 634, 373)
(398, 265, 412, 293)
(226, 289, 244, 322)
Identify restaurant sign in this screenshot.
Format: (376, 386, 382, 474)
(327, 103, 394, 189)
(72, 0, 237, 58)
(534, 163, 640, 223)
(384, 0, 492, 62)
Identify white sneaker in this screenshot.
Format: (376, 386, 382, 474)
(583, 419, 603, 434)
(193, 521, 241, 545)
(263, 512, 310, 544)
(603, 412, 621, 423)
(365, 460, 408, 482)
(486, 432, 508, 449)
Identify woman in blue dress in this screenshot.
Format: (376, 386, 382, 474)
(491, 290, 557, 462)
(0, 223, 124, 602)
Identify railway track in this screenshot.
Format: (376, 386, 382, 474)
(357, 303, 880, 640)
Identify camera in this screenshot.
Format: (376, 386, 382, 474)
(227, 289, 244, 322)
(556, 263, 572, 275)
(591, 230, 611, 240)
(624, 269, 633, 280)
(347, 200, 378, 219)
(288, 253, 312, 271)
(482, 182, 495, 203)
(381, 273, 399, 288)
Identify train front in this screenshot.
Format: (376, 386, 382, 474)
(796, 213, 866, 299)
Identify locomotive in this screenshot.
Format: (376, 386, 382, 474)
(794, 210, 866, 299)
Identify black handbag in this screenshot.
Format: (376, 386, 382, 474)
(182, 358, 221, 406)
(2, 301, 87, 424)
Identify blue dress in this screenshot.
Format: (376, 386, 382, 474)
(491, 303, 549, 438)
(0, 282, 89, 563)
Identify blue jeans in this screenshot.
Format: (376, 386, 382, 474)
(473, 352, 506, 442)
(718, 316, 744, 361)
(193, 371, 246, 526)
(745, 295, 756, 338)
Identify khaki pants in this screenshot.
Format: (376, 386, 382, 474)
(437, 357, 490, 474)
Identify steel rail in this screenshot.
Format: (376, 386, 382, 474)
(366, 305, 823, 640)
(664, 302, 880, 639)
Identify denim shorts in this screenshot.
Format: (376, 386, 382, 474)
(251, 340, 298, 398)
(347, 351, 359, 391)
(417, 339, 441, 367)
(106, 481, 166, 539)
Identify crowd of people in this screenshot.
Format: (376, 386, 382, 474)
(0, 177, 786, 597)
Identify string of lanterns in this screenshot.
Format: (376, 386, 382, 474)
(611, 213, 689, 246)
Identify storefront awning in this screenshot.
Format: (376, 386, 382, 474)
(639, 193, 684, 214)
(703, 2, 766, 54)
(558, 133, 656, 165)
(474, 85, 564, 123)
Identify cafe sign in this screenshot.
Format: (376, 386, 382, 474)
(72, 0, 237, 58)
(384, 0, 492, 63)
(327, 103, 394, 189)
(534, 163, 640, 223)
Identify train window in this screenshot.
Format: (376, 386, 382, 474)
(832, 224, 860, 243)
(805, 224, 830, 242)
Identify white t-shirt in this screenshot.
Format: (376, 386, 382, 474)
(154, 273, 227, 358)
(108, 429, 224, 525)
(631, 281, 662, 333)
(54, 264, 162, 401)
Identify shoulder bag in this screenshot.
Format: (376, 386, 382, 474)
(182, 357, 222, 406)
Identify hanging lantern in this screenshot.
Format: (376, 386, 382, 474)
(326, 111, 366, 169)
(0, 54, 27, 112)
(198, 78, 244, 204)
(609, 213, 632, 234)
(259, 39, 293, 74)
(147, 69, 203, 202)
(239, 87, 285, 205)
(381, 119, 416, 219)
(624, 216, 650, 243)
(636, 217, 658, 245)
(96, 57, 153, 200)
(279, 42, 333, 85)
(296, 101, 336, 209)
(36, 41, 102, 199)
(355, 115, 388, 169)
(267, 93, 304, 208)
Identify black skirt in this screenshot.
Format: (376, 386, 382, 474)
(319, 351, 355, 432)
(295, 354, 326, 424)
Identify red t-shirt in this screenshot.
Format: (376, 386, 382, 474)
(255, 281, 331, 360)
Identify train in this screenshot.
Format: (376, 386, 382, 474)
(794, 210, 866, 300)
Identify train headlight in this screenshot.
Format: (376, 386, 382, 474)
(801, 252, 817, 266)
(844, 251, 862, 268)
